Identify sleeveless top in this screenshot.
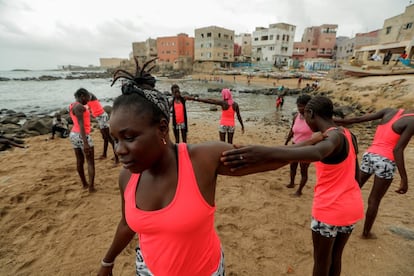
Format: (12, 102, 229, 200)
(220, 105, 235, 126)
(367, 109, 414, 161)
(87, 99, 105, 118)
(292, 113, 313, 143)
(124, 143, 221, 276)
(173, 101, 185, 124)
(313, 127, 364, 226)
(69, 102, 91, 134)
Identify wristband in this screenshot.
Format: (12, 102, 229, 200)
(101, 259, 115, 267)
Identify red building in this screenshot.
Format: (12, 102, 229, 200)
(156, 33, 194, 70)
(292, 24, 338, 61)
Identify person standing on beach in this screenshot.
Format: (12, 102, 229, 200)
(221, 96, 364, 276)
(284, 94, 313, 196)
(87, 92, 118, 164)
(335, 107, 414, 239)
(189, 88, 244, 144)
(97, 58, 289, 276)
(69, 88, 96, 193)
(170, 84, 189, 143)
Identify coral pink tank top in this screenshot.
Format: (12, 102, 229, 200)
(87, 99, 104, 118)
(173, 101, 185, 124)
(292, 113, 313, 143)
(124, 143, 221, 276)
(367, 109, 408, 161)
(69, 103, 91, 134)
(220, 105, 235, 126)
(313, 128, 364, 226)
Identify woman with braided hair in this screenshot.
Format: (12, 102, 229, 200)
(97, 58, 289, 276)
(221, 96, 364, 276)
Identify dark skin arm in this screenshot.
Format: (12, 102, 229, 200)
(73, 103, 91, 153)
(284, 113, 298, 145)
(98, 169, 136, 276)
(221, 130, 342, 172)
(233, 102, 245, 134)
(334, 108, 390, 125)
(393, 118, 414, 194)
(188, 96, 229, 108)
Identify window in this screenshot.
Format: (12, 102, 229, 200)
(276, 35, 280, 40)
(261, 35, 268, 41)
(286, 35, 289, 42)
(282, 34, 285, 41)
(385, 26, 392, 34)
(201, 34, 204, 38)
(223, 34, 229, 39)
(403, 22, 413, 29)
(218, 33, 221, 38)
(254, 37, 259, 41)
(269, 35, 274, 40)
(207, 32, 212, 37)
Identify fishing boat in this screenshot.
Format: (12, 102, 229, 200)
(341, 63, 414, 77)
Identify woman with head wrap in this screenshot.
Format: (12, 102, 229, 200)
(97, 58, 287, 276)
(189, 88, 244, 144)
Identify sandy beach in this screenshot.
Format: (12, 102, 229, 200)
(1, 74, 414, 275)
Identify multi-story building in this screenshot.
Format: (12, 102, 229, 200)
(292, 24, 338, 61)
(194, 26, 234, 73)
(355, 4, 414, 62)
(251, 23, 296, 67)
(99, 58, 129, 69)
(234, 33, 252, 62)
(157, 33, 194, 71)
(132, 38, 157, 65)
(336, 30, 379, 63)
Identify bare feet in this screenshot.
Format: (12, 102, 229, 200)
(97, 155, 107, 160)
(294, 190, 302, 197)
(286, 183, 295, 188)
(82, 184, 88, 189)
(361, 232, 377, 239)
(89, 186, 97, 193)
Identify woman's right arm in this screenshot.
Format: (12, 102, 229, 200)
(284, 113, 297, 145)
(98, 169, 136, 276)
(190, 96, 226, 107)
(334, 108, 389, 125)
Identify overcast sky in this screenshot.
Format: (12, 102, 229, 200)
(0, 0, 411, 70)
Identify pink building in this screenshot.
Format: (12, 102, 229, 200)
(292, 24, 338, 61)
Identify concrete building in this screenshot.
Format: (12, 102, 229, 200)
(292, 24, 338, 61)
(132, 38, 157, 65)
(251, 23, 296, 68)
(99, 58, 129, 69)
(336, 30, 380, 63)
(234, 33, 252, 62)
(157, 33, 194, 72)
(355, 4, 414, 62)
(194, 26, 235, 73)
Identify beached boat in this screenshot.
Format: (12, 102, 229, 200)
(341, 64, 414, 77)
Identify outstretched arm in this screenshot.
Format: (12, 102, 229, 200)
(188, 96, 226, 107)
(334, 108, 390, 125)
(221, 131, 341, 173)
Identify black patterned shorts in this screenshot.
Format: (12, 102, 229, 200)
(360, 152, 396, 180)
(311, 217, 355, 238)
(135, 247, 225, 276)
(69, 132, 93, 149)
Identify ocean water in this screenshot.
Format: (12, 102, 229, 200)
(0, 70, 297, 124)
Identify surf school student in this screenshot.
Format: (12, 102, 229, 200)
(221, 96, 364, 276)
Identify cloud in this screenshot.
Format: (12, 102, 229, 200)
(0, 0, 410, 70)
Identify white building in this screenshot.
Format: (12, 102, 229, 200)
(251, 23, 296, 67)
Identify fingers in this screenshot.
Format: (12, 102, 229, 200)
(395, 189, 407, 194)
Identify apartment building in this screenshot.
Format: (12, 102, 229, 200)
(194, 26, 234, 72)
(292, 24, 338, 61)
(157, 33, 194, 71)
(132, 38, 157, 65)
(99, 58, 129, 69)
(234, 33, 252, 62)
(355, 4, 414, 61)
(251, 23, 296, 67)
(336, 30, 379, 62)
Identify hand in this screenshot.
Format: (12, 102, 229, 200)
(221, 144, 270, 171)
(97, 266, 113, 276)
(395, 179, 408, 194)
